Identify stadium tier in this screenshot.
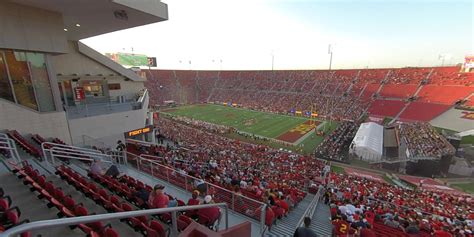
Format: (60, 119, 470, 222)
(379, 84, 419, 99)
(417, 85, 474, 104)
(367, 99, 406, 118)
(146, 66, 474, 124)
(398, 102, 452, 122)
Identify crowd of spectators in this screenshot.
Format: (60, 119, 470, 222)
(325, 172, 473, 236)
(164, 115, 234, 134)
(133, 118, 327, 222)
(315, 122, 358, 161)
(399, 123, 455, 159)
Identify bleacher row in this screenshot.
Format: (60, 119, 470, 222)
(2, 156, 225, 237)
(145, 66, 473, 122)
(0, 188, 29, 237)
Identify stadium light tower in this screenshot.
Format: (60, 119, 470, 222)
(328, 44, 334, 70)
(271, 50, 275, 71)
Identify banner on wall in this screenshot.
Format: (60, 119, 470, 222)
(74, 87, 85, 101)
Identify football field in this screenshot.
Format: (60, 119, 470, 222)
(162, 104, 338, 153)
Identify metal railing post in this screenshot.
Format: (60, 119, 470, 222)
(224, 205, 229, 230)
(171, 211, 178, 237)
(184, 175, 188, 191)
(150, 160, 154, 176)
(260, 204, 267, 235)
(231, 193, 235, 210)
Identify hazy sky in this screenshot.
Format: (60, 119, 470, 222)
(82, 0, 473, 70)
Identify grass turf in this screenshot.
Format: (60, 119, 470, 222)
(451, 182, 474, 194)
(165, 104, 312, 138)
(163, 104, 339, 154)
(461, 135, 474, 145)
(331, 165, 346, 174)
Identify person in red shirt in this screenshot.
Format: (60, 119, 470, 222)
(359, 224, 376, 237)
(197, 195, 220, 227)
(333, 215, 352, 237)
(148, 185, 169, 208)
(186, 190, 201, 218)
(187, 190, 200, 206)
(433, 226, 453, 237)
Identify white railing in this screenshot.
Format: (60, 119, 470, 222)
(0, 203, 229, 237)
(0, 133, 21, 163)
(295, 169, 329, 229)
(127, 153, 268, 235)
(41, 142, 114, 165)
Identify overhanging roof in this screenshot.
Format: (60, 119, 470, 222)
(8, 0, 168, 40)
(78, 42, 145, 82)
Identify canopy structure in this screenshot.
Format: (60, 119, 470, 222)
(349, 122, 384, 162)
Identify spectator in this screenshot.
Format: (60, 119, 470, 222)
(90, 158, 104, 176)
(197, 195, 220, 227)
(116, 140, 126, 151)
(293, 217, 317, 237)
(148, 184, 169, 208)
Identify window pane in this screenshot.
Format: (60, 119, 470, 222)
(5, 51, 38, 110)
(83, 81, 104, 97)
(27, 52, 55, 112)
(0, 51, 14, 102)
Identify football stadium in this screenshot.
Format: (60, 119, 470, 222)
(0, 0, 473, 237)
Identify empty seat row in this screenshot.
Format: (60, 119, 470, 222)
(10, 161, 118, 237)
(7, 131, 41, 158)
(0, 188, 29, 237)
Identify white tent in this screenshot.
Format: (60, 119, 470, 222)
(349, 122, 383, 162)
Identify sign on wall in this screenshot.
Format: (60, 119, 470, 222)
(74, 87, 85, 101)
(125, 125, 153, 138)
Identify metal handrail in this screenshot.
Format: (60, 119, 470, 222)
(0, 133, 21, 163)
(295, 168, 329, 229)
(0, 203, 229, 237)
(131, 154, 268, 234)
(41, 142, 114, 165)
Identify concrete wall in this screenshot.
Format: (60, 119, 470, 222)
(0, 2, 67, 53)
(107, 78, 145, 101)
(68, 106, 148, 147)
(52, 41, 116, 77)
(52, 41, 145, 101)
(0, 99, 71, 143)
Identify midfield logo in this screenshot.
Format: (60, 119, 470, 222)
(289, 123, 316, 134)
(461, 111, 474, 120)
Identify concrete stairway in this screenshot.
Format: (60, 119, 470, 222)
(0, 160, 141, 237)
(0, 165, 84, 237)
(310, 202, 332, 236)
(265, 193, 314, 236)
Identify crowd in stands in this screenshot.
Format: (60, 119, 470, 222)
(325, 172, 474, 236)
(399, 123, 455, 158)
(163, 115, 234, 134)
(315, 122, 358, 161)
(135, 118, 326, 219)
(146, 67, 474, 122)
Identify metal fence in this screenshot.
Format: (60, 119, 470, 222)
(126, 153, 268, 234)
(0, 203, 229, 237)
(0, 133, 21, 163)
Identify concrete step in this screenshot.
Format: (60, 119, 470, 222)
(0, 169, 84, 237)
(265, 194, 314, 236)
(310, 202, 333, 236)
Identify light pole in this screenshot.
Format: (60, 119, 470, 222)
(328, 44, 333, 70)
(271, 51, 275, 71)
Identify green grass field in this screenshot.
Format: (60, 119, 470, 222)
(452, 182, 474, 194)
(163, 104, 339, 154)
